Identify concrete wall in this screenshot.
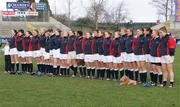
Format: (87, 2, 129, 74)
(0, 16, 71, 37)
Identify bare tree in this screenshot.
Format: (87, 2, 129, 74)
(54, 14, 69, 26)
(87, 0, 106, 29)
(151, 0, 175, 21)
(101, 0, 128, 30)
(111, 1, 128, 23)
(64, 0, 75, 27)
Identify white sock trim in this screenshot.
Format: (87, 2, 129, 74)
(158, 72, 163, 75)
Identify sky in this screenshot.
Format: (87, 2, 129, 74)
(0, 0, 159, 22)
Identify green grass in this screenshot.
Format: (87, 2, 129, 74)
(0, 48, 180, 107)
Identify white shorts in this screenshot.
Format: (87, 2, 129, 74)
(113, 56, 122, 63)
(59, 54, 68, 60)
(53, 49, 60, 59)
(135, 55, 145, 62)
(24, 51, 32, 57)
(161, 55, 174, 64)
(44, 52, 50, 60)
(93, 54, 99, 61)
(33, 50, 41, 58)
(43, 51, 47, 57)
(103, 55, 113, 63)
(98, 55, 104, 62)
(121, 52, 127, 62)
(145, 54, 151, 62)
(68, 51, 76, 59)
(150, 56, 161, 63)
(9, 48, 18, 55)
(49, 49, 55, 56)
(76, 53, 84, 60)
(18, 51, 25, 58)
(40, 48, 45, 56)
(84, 55, 94, 62)
(125, 53, 135, 62)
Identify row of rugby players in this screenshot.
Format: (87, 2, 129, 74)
(7, 27, 176, 87)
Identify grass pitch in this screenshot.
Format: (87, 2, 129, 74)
(0, 48, 179, 107)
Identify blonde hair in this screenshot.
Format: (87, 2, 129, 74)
(159, 26, 167, 33)
(152, 29, 159, 35)
(120, 27, 127, 32)
(39, 28, 47, 35)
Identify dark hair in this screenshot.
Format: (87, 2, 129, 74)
(47, 29, 53, 33)
(57, 29, 62, 35)
(138, 28, 144, 32)
(144, 27, 152, 34)
(96, 30, 100, 33)
(27, 31, 32, 35)
(13, 29, 17, 35)
(109, 32, 112, 36)
(127, 28, 134, 35)
(72, 31, 75, 34)
(18, 29, 24, 34)
(77, 31, 83, 36)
